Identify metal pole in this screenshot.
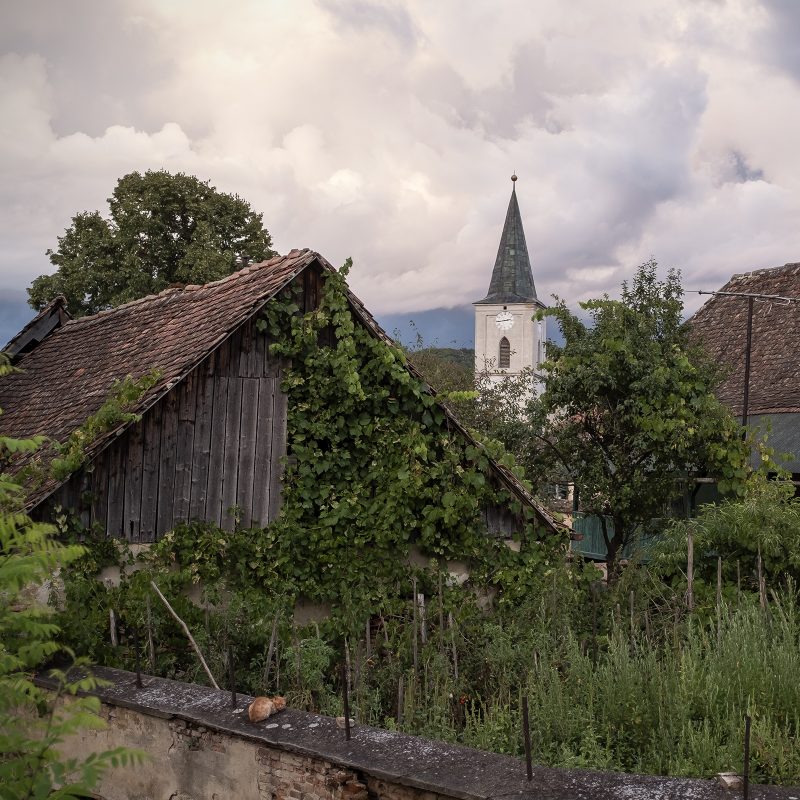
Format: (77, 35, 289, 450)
(742, 295, 754, 428)
(522, 695, 533, 781)
(743, 714, 751, 800)
(341, 658, 351, 741)
(228, 645, 236, 709)
(133, 628, 143, 688)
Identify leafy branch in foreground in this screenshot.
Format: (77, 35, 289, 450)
(0, 362, 145, 797)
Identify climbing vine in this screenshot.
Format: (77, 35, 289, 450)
(50, 370, 162, 481)
(136, 263, 567, 629)
(251, 261, 563, 612)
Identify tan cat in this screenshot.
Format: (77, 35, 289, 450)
(247, 695, 287, 723)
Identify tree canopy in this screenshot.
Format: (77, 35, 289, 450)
(28, 170, 276, 317)
(531, 260, 751, 576)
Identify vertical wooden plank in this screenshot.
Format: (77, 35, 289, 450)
(220, 329, 236, 378)
(236, 378, 259, 527)
(239, 319, 255, 377)
(220, 377, 243, 531)
(156, 389, 179, 538)
(90, 450, 110, 533)
(78, 471, 91, 530)
(106, 439, 126, 539)
(173, 372, 197, 527)
(268, 378, 288, 522)
(254, 323, 267, 378)
(189, 371, 214, 521)
(252, 378, 275, 526)
(206, 376, 229, 527)
(123, 421, 144, 542)
(140, 402, 163, 543)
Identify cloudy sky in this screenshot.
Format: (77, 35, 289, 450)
(2, 0, 800, 347)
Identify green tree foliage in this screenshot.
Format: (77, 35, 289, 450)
(532, 261, 751, 577)
(0, 357, 143, 798)
(28, 170, 276, 317)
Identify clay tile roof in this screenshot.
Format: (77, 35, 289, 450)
(689, 262, 800, 416)
(0, 249, 318, 474)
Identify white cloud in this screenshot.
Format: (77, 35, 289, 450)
(2, 0, 800, 330)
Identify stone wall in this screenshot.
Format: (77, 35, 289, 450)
(37, 666, 797, 800)
(61, 703, 449, 800)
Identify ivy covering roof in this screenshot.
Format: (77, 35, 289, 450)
(0, 250, 560, 532)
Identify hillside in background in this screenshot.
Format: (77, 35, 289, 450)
(407, 347, 474, 394)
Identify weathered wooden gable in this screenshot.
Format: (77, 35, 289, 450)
(44, 318, 285, 540)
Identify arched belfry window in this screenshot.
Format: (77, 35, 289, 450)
(499, 337, 511, 369)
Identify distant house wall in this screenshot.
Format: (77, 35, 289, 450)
(748, 413, 800, 473)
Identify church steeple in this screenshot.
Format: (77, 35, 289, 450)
(475, 174, 538, 304)
(473, 175, 546, 391)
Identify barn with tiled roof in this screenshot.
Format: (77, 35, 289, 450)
(1, 249, 561, 543)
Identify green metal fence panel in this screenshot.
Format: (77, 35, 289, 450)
(570, 513, 656, 562)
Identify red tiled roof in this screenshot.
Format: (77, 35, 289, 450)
(689, 263, 800, 416)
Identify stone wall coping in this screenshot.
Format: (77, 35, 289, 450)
(35, 666, 800, 800)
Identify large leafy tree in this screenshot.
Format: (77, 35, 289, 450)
(531, 261, 751, 578)
(29, 170, 276, 317)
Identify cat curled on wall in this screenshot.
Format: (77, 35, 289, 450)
(247, 695, 287, 722)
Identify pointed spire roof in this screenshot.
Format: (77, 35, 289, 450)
(475, 175, 538, 305)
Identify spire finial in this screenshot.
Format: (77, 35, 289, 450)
(511, 172, 518, 183)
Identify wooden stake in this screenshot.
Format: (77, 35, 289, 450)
(397, 675, 404, 726)
(522, 695, 533, 781)
(418, 592, 427, 644)
(438, 572, 445, 655)
(133, 628, 143, 688)
(411, 576, 419, 681)
(109, 608, 118, 647)
(448, 611, 459, 681)
(293, 625, 301, 686)
(629, 590, 635, 642)
(737, 559, 741, 608)
(263, 609, 280, 688)
(150, 581, 219, 690)
(146, 595, 156, 671)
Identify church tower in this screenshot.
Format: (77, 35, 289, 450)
(473, 175, 546, 389)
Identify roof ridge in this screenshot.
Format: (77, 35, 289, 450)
(59, 250, 313, 329)
(730, 262, 800, 282)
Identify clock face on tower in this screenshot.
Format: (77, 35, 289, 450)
(495, 311, 514, 331)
